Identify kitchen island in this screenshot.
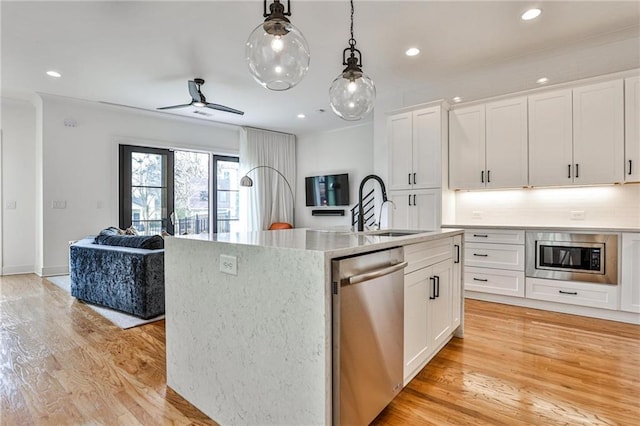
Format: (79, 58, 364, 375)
(164, 228, 463, 425)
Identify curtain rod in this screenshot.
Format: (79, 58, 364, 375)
(242, 126, 295, 137)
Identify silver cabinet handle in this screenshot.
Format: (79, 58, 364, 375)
(348, 261, 408, 285)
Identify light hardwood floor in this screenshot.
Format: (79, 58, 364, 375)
(1, 274, 638, 425)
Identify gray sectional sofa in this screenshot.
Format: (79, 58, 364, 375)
(69, 233, 165, 319)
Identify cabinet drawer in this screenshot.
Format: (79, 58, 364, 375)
(525, 277, 618, 310)
(405, 238, 452, 274)
(464, 229, 525, 244)
(465, 267, 525, 297)
(465, 242, 524, 271)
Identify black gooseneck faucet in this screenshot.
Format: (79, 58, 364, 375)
(357, 174, 388, 232)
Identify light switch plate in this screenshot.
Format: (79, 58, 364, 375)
(220, 254, 237, 275)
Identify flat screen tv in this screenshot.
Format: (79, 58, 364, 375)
(305, 173, 350, 207)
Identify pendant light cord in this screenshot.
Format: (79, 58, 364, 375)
(349, 0, 356, 48)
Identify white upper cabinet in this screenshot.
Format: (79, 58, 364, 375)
(625, 76, 640, 182)
(449, 98, 527, 190)
(529, 81, 624, 186)
(388, 106, 442, 191)
(485, 97, 529, 188)
(528, 88, 574, 186)
(449, 105, 486, 189)
(572, 80, 624, 185)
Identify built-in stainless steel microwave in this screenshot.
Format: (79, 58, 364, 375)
(525, 232, 618, 284)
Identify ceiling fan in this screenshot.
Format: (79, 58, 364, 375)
(157, 78, 244, 115)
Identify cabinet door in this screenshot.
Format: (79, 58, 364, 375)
(388, 112, 413, 191)
(429, 260, 453, 351)
(412, 190, 441, 231)
(485, 97, 528, 188)
(403, 267, 431, 381)
(451, 235, 462, 330)
(413, 107, 442, 189)
(621, 233, 640, 313)
(625, 76, 640, 182)
(573, 80, 624, 185)
(528, 89, 573, 186)
(449, 105, 486, 189)
(388, 191, 412, 229)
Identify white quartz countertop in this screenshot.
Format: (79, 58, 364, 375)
(173, 228, 464, 258)
(442, 224, 640, 233)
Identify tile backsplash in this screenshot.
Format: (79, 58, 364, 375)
(453, 184, 640, 229)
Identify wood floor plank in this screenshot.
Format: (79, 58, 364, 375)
(1, 274, 638, 425)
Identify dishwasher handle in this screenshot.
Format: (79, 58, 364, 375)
(348, 261, 408, 285)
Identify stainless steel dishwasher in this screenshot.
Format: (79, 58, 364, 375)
(332, 247, 407, 425)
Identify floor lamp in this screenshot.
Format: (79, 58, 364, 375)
(240, 165, 295, 228)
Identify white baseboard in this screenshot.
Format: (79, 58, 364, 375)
(37, 265, 70, 277)
(465, 291, 640, 325)
(1, 265, 35, 275)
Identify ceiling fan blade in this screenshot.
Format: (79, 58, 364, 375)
(188, 80, 200, 101)
(157, 103, 193, 110)
(205, 103, 245, 115)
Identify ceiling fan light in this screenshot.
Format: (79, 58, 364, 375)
(246, 1, 310, 91)
(192, 101, 205, 107)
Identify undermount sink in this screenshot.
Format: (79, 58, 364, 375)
(368, 230, 426, 237)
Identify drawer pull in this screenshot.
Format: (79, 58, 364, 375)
(473, 253, 488, 257)
(473, 234, 488, 238)
(559, 290, 578, 295)
(473, 277, 488, 282)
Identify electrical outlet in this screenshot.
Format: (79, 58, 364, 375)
(5, 201, 16, 210)
(472, 211, 483, 220)
(570, 210, 585, 220)
(51, 200, 67, 209)
(220, 254, 237, 275)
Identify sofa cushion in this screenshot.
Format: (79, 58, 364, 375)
(94, 233, 164, 250)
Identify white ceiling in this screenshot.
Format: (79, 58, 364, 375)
(2, 1, 639, 135)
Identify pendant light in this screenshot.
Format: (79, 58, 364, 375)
(246, 0, 310, 91)
(329, 0, 376, 121)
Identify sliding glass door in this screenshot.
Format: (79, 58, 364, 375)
(119, 145, 175, 235)
(119, 145, 239, 235)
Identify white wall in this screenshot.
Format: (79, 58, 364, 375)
(452, 185, 640, 229)
(296, 124, 374, 229)
(36, 94, 240, 276)
(1, 98, 36, 274)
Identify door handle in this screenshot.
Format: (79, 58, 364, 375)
(413, 194, 416, 206)
(568, 164, 571, 179)
(429, 277, 436, 300)
(413, 172, 416, 185)
(481, 170, 484, 183)
(434, 275, 440, 298)
(454, 244, 460, 264)
(408, 173, 412, 185)
(487, 170, 491, 183)
(408, 194, 412, 206)
(629, 160, 633, 175)
(575, 163, 579, 178)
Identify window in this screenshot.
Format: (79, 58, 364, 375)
(119, 145, 239, 235)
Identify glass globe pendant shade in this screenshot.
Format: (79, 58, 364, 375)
(329, 69, 376, 121)
(246, 18, 310, 91)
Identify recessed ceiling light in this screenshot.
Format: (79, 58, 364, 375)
(521, 8, 542, 21)
(452, 96, 462, 103)
(297, 113, 306, 119)
(537, 77, 549, 84)
(46, 70, 62, 78)
(405, 47, 420, 57)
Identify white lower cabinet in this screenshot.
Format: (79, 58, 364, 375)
(463, 229, 526, 298)
(465, 267, 525, 297)
(403, 236, 461, 385)
(621, 233, 640, 313)
(526, 277, 618, 310)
